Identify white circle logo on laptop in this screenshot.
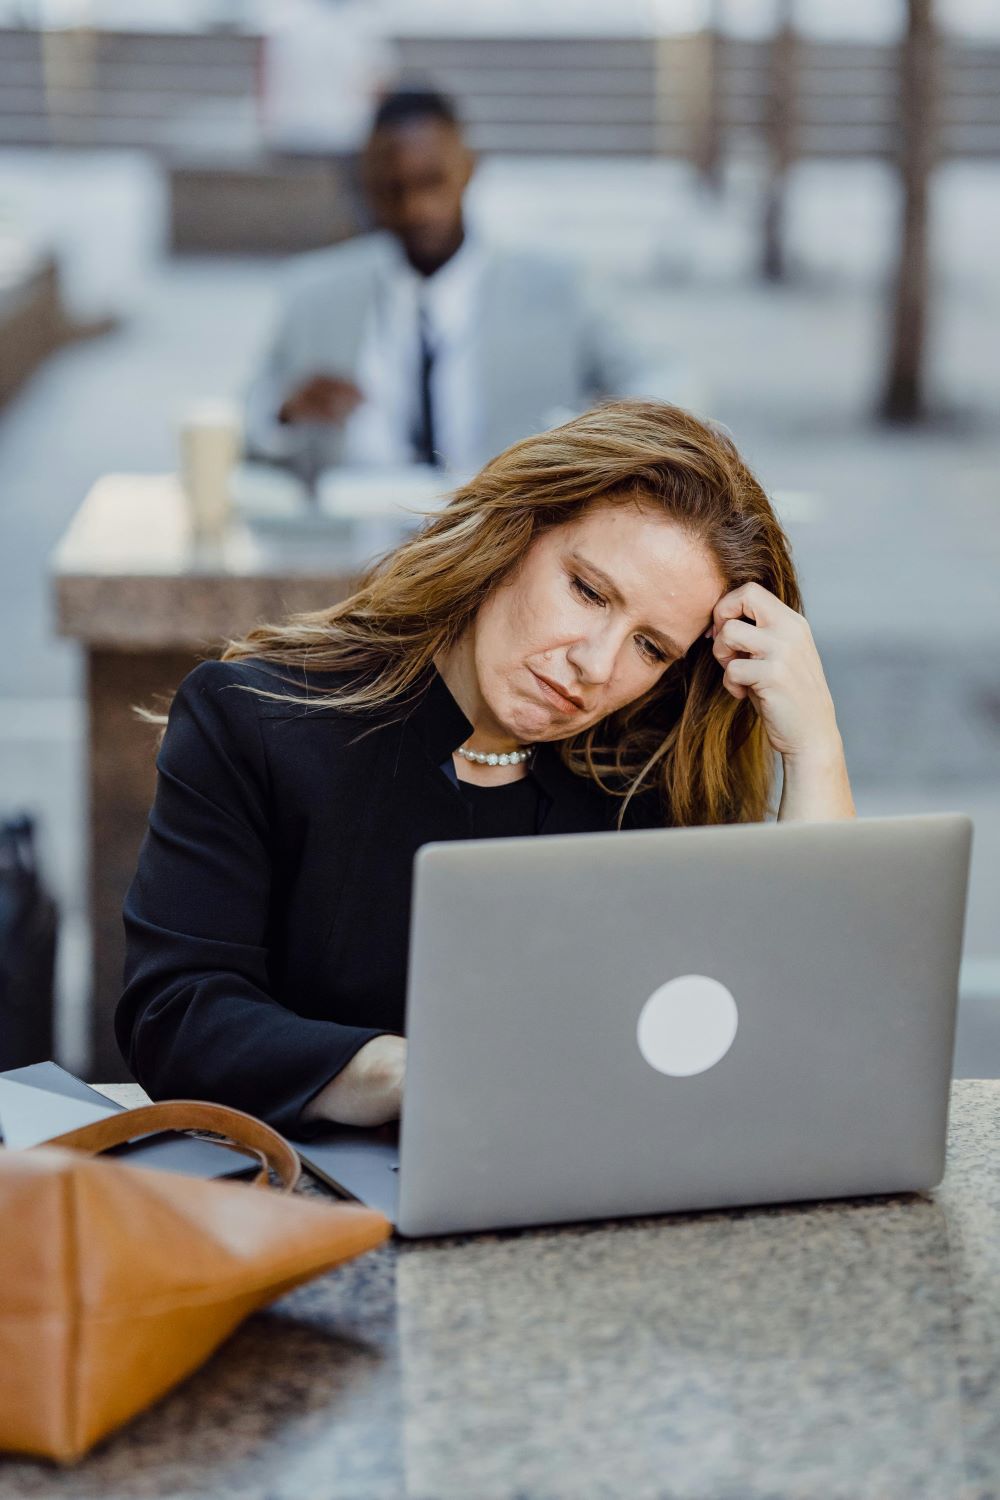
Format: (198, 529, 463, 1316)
(636, 975, 739, 1077)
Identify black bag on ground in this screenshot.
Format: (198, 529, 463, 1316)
(0, 815, 57, 1069)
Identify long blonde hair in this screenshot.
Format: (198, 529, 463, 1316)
(224, 401, 801, 825)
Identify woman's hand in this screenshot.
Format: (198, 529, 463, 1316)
(708, 581, 855, 821)
(300, 1034, 407, 1127)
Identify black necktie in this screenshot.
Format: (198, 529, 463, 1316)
(412, 304, 439, 467)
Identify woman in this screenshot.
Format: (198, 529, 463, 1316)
(116, 402, 853, 1136)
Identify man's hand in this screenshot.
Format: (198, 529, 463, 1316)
(278, 374, 364, 427)
(300, 1035, 407, 1127)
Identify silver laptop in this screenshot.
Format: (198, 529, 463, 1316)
(294, 813, 971, 1238)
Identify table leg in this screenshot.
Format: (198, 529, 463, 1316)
(86, 648, 197, 1081)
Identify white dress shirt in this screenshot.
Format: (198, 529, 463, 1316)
(339, 234, 487, 474)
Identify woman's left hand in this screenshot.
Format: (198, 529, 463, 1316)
(708, 581, 839, 762)
(707, 582, 857, 822)
(707, 582, 855, 821)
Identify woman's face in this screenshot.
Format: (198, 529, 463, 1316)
(467, 503, 727, 744)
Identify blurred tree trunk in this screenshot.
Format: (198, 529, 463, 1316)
(761, 1, 797, 281)
(693, 0, 725, 193)
(881, 0, 938, 422)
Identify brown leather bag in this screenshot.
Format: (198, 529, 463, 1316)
(0, 1100, 391, 1464)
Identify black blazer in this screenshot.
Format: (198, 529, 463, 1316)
(116, 659, 666, 1137)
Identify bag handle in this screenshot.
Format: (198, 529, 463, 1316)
(41, 1100, 301, 1192)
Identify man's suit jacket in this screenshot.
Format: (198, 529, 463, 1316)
(116, 659, 666, 1138)
(244, 232, 688, 475)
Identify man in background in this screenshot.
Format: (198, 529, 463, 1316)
(245, 89, 696, 479)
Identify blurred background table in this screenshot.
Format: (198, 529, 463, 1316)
(52, 473, 389, 1080)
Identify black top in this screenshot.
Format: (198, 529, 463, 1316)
(116, 660, 666, 1138)
(458, 773, 543, 839)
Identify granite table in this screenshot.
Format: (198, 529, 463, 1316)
(2, 1079, 999, 1500)
(51, 475, 397, 1080)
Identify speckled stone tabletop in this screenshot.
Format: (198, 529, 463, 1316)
(3, 1080, 999, 1500)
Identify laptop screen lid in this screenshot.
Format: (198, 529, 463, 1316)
(396, 813, 971, 1238)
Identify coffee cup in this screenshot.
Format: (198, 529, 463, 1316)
(179, 400, 241, 543)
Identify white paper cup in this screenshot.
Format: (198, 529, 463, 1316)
(179, 400, 241, 543)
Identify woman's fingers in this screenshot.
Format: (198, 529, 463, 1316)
(712, 580, 780, 633)
(722, 655, 771, 700)
(712, 617, 772, 665)
(709, 581, 844, 767)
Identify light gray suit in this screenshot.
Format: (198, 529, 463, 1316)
(244, 232, 692, 476)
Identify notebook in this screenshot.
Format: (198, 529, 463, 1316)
(0, 1061, 258, 1179)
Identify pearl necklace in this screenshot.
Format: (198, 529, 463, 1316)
(455, 745, 534, 768)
